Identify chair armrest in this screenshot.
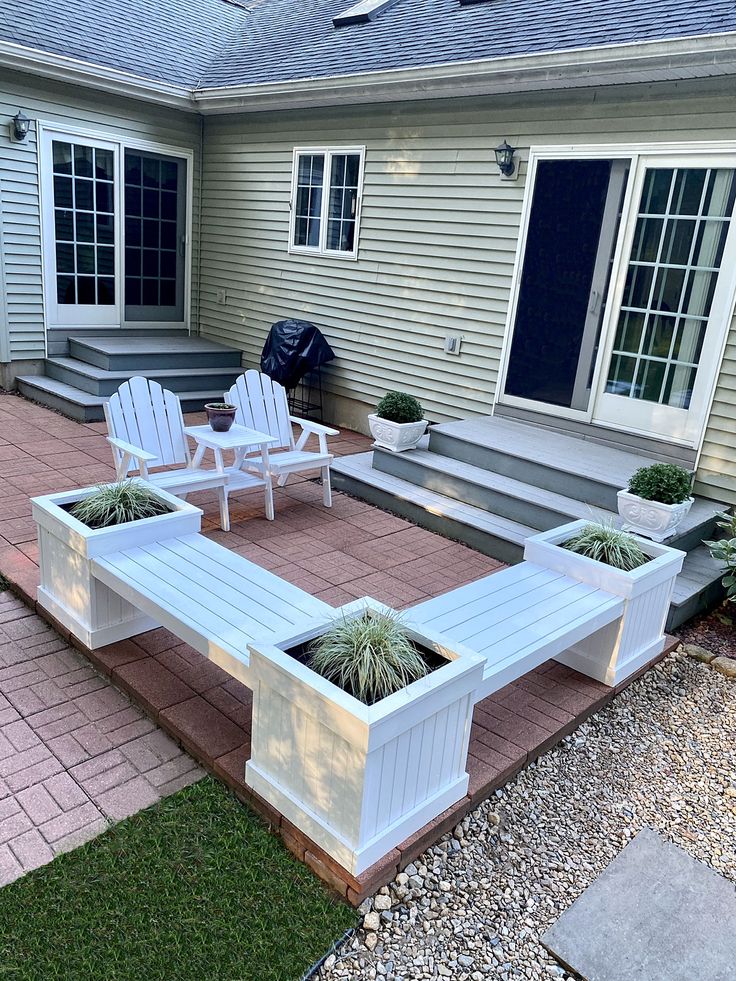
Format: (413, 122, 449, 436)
(289, 416, 340, 437)
(107, 436, 157, 463)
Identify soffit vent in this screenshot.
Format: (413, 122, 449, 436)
(333, 0, 404, 27)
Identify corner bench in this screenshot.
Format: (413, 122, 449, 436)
(409, 562, 625, 701)
(91, 534, 332, 686)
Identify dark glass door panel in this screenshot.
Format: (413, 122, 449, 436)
(504, 159, 626, 410)
(124, 151, 186, 323)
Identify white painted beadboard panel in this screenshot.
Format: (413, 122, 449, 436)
(0, 67, 201, 361)
(199, 83, 736, 502)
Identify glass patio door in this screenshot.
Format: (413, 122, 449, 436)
(593, 161, 736, 445)
(41, 133, 120, 327)
(123, 150, 186, 324)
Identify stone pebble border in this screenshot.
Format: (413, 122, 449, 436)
(680, 642, 736, 678)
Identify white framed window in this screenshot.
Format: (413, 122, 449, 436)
(289, 146, 366, 259)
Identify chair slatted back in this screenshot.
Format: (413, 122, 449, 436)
(104, 376, 190, 474)
(225, 370, 294, 451)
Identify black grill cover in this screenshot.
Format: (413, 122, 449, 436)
(260, 319, 336, 390)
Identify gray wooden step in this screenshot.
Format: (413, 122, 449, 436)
(45, 357, 242, 398)
(46, 327, 188, 358)
(332, 452, 534, 564)
(668, 546, 726, 630)
(429, 416, 665, 511)
(16, 375, 230, 423)
(372, 444, 725, 553)
(69, 335, 242, 371)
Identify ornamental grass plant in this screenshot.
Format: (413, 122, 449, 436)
(307, 610, 429, 704)
(70, 480, 169, 530)
(563, 522, 649, 572)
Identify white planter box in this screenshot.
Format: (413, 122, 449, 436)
(368, 414, 428, 453)
(617, 490, 694, 543)
(32, 481, 202, 649)
(245, 598, 484, 876)
(524, 520, 685, 687)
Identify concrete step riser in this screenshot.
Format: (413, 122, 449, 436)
(69, 339, 242, 371)
(373, 448, 574, 532)
(428, 430, 620, 511)
(16, 379, 101, 423)
(331, 469, 525, 564)
(46, 361, 241, 397)
(667, 577, 725, 630)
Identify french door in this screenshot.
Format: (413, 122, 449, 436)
(41, 129, 188, 331)
(500, 150, 736, 449)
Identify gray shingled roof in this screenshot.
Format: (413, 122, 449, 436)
(201, 0, 736, 88)
(2, 0, 736, 91)
(0, 0, 246, 87)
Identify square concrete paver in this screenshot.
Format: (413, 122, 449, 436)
(542, 828, 736, 981)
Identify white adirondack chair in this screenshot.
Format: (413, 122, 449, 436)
(104, 376, 232, 531)
(225, 370, 339, 506)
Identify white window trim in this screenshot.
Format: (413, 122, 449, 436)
(37, 120, 194, 335)
(288, 145, 366, 261)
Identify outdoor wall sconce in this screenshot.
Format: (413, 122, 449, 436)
(11, 110, 30, 143)
(494, 140, 517, 178)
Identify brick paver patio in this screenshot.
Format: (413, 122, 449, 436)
(0, 589, 203, 886)
(0, 390, 673, 901)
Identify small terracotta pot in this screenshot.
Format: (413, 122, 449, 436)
(205, 403, 237, 433)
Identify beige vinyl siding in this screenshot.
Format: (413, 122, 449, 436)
(0, 68, 200, 362)
(200, 79, 736, 503)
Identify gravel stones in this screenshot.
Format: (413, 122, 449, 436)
(322, 651, 735, 981)
(712, 656, 736, 679)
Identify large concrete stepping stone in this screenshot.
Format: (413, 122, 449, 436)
(542, 827, 736, 981)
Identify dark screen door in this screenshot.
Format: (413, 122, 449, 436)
(504, 159, 626, 410)
(124, 150, 186, 324)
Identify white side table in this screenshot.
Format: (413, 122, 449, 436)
(184, 424, 279, 522)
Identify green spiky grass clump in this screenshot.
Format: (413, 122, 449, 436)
(563, 522, 649, 572)
(307, 611, 429, 704)
(70, 480, 170, 529)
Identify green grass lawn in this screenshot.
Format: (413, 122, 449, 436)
(0, 778, 356, 981)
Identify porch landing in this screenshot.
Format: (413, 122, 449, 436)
(332, 415, 729, 630)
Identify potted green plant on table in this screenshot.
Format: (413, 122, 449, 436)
(523, 520, 685, 686)
(617, 463, 694, 542)
(204, 402, 238, 432)
(368, 391, 428, 452)
(32, 480, 201, 649)
(245, 598, 484, 876)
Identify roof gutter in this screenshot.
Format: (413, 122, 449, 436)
(192, 31, 736, 113)
(0, 40, 195, 111)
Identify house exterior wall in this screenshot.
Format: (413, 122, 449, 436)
(198, 80, 736, 504)
(0, 68, 201, 370)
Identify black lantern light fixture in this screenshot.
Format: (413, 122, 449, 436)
(11, 110, 30, 143)
(494, 140, 517, 178)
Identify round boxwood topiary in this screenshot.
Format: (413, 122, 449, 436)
(375, 391, 424, 425)
(627, 463, 693, 505)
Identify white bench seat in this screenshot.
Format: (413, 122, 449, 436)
(410, 563, 624, 700)
(91, 533, 332, 686)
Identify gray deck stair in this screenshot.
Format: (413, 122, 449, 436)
(16, 332, 244, 422)
(333, 415, 732, 630)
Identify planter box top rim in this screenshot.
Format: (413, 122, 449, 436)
(368, 413, 429, 427)
(249, 597, 484, 724)
(617, 489, 695, 509)
(31, 480, 202, 538)
(528, 519, 685, 579)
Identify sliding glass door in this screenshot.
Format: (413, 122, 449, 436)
(500, 150, 736, 448)
(41, 130, 188, 331)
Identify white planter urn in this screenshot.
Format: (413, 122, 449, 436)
(32, 481, 202, 649)
(524, 520, 685, 687)
(617, 490, 694, 543)
(368, 413, 428, 453)
(245, 598, 484, 876)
